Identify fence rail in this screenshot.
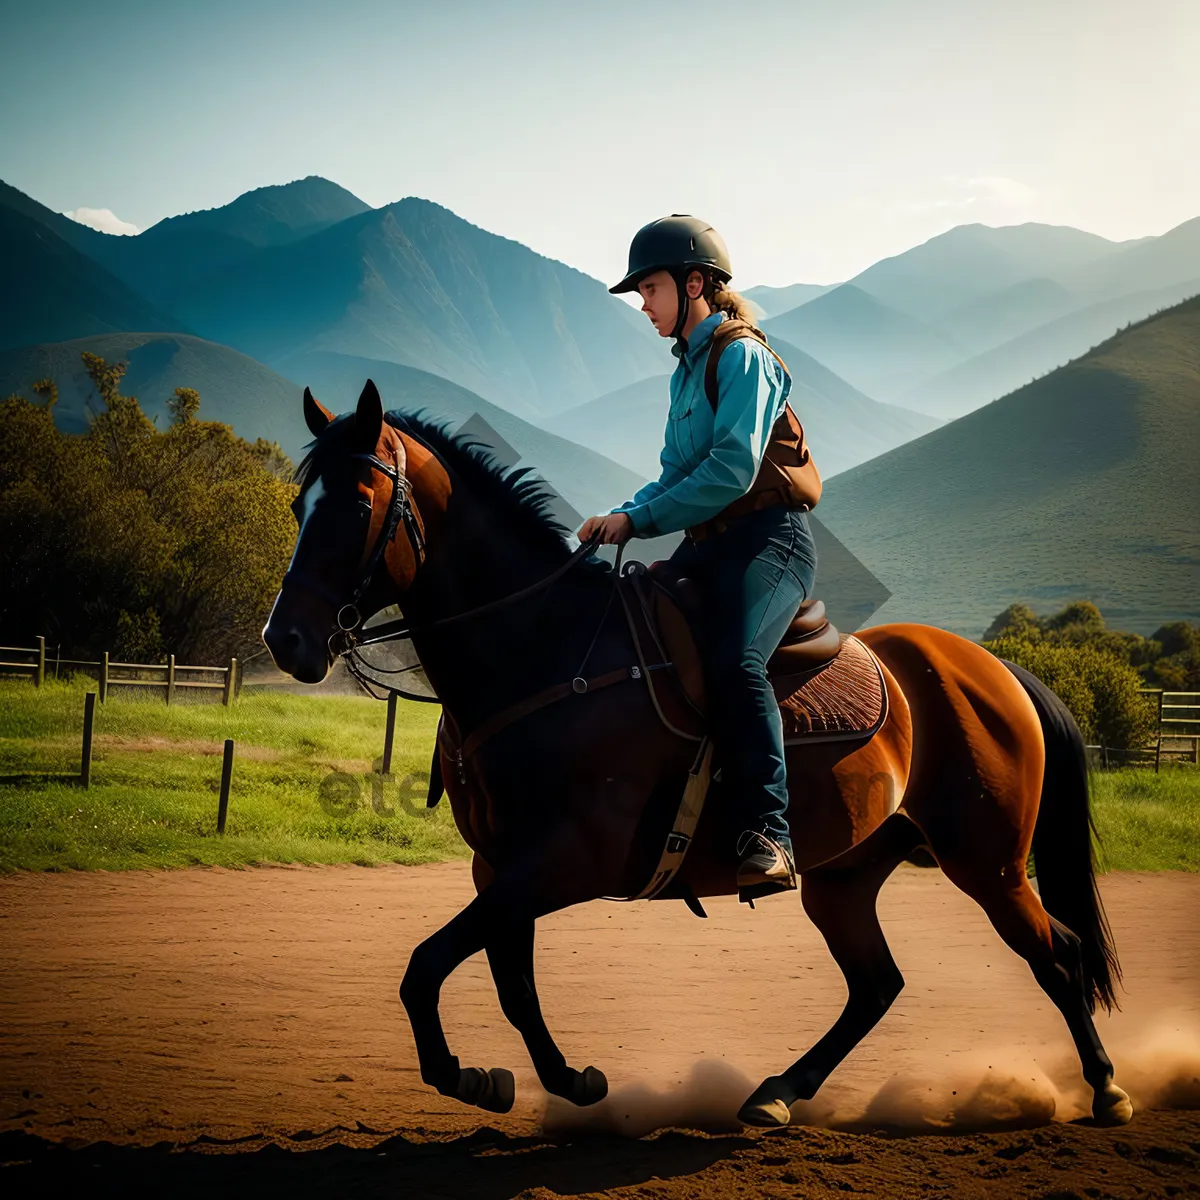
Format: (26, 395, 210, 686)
(0, 636, 240, 705)
(1139, 688, 1200, 771)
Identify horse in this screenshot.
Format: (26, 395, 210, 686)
(262, 379, 1133, 1129)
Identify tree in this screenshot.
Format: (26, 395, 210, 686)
(166, 387, 200, 426)
(0, 353, 298, 664)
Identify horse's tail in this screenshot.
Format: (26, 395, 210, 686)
(1000, 658, 1122, 1013)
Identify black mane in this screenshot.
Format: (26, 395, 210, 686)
(294, 407, 608, 572)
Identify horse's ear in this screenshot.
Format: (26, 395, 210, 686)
(352, 378, 383, 451)
(303, 386, 334, 437)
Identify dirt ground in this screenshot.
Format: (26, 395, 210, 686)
(1, 863, 1197, 1198)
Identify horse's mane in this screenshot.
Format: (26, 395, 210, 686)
(293, 407, 609, 574)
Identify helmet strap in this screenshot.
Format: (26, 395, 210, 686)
(670, 268, 691, 347)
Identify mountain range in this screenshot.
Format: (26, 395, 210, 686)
(2, 173, 1196, 636)
(758, 220, 1200, 409)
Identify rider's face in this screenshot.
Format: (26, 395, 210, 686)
(637, 269, 703, 336)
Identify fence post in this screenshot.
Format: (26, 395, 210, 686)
(223, 657, 237, 706)
(100, 652, 109, 703)
(382, 692, 398, 775)
(35, 636, 45, 688)
(166, 654, 176, 706)
(80, 692, 96, 788)
(1154, 691, 1164, 774)
(217, 739, 234, 833)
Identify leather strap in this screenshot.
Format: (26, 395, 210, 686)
(623, 736, 714, 901)
(438, 663, 647, 767)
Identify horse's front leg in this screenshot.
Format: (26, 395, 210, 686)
(486, 915, 608, 1106)
(398, 835, 604, 1113)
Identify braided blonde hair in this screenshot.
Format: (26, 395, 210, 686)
(700, 270, 758, 325)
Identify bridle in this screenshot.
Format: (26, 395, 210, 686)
(279, 442, 610, 680)
(281, 449, 427, 644)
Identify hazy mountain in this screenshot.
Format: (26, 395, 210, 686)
(937, 277, 1081, 354)
(105, 177, 372, 307)
(0, 204, 183, 352)
(743, 281, 838, 320)
(763, 284, 967, 399)
(0, 333, 309, 452)
(543, 335, 941, 481)
(902, 276, 1200, 419)
(0, 179, 116, 258)
(0, 176, 371, 309)
(818, 294, 1200, 638)
(847, 222, 1129, 320)
(169, 197, 663, 419)
(282, 350, 649, 522)
(1060, 214, 1200, 304)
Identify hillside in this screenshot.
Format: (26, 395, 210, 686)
(169, 197, 662, 419)
(0, 333, 308, 453)
(937, 276, 1080, 354)
(903, 276, 1200, 419)
(763, 284, 966, 399)
(281, 350, 649, 523)
(543, 333, 940, 481)
(818, 295, 1200, 637)
(0, 205, 183, 352)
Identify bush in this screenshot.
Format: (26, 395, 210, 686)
(983, 636, 1158, 750)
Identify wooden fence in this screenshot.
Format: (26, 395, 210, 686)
(1145, 688, 1200, 771)
(0, 635, 240, 705)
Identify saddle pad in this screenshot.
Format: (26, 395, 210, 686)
(776, 634, 886, 742)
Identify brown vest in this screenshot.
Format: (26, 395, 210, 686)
(698, 318, 822, 530)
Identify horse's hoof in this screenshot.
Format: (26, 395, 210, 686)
(568, 1065, 608, 1107)
(738, 1078, 793, 1128)
(1093, 1083, 1134, 1126)
(454, 1066, 516, 1113)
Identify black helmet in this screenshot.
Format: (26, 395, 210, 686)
(609, 214, 732, 295)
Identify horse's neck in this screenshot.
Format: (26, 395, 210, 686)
(403, 491, 595, 728)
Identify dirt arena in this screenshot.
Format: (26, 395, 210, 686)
(2, 863, 1197, 1197)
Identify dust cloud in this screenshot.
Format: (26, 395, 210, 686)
(536, 1017, 1200, 1138)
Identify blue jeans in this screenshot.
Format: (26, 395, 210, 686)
(666, 505, 818, 859)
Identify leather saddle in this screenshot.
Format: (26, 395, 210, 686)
(619, 559, 887, 744)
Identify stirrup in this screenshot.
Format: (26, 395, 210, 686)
(736, 831, 797, 904)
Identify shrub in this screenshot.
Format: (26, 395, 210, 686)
(983, 636, 1158, 750)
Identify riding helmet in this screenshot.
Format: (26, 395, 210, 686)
(608, 215, 732, 295)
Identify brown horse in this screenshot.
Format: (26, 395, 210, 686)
(263, 380, 1132, 1129)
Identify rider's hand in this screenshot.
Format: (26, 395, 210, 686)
(578, 512, 635, 545)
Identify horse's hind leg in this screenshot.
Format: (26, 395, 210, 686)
(944, 869, 1133, 1125)
(739, 811, 925, 1128)
(485, 917, 608, 1106)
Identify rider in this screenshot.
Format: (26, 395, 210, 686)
(577, 214, 818, 899)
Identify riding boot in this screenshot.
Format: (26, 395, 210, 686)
(735, 829, 797, 902)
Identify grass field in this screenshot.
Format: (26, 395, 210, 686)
(0, 675, 464, 872)
(0, 676, 1196, 874)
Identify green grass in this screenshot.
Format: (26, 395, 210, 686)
(0, 675, 467, 872)
(1091, 763, 1200, 872)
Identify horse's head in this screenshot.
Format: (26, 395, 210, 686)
(262, 379, 427, 683)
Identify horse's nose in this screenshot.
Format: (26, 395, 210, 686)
(263, 621, 302, 673)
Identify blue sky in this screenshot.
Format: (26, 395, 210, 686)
(2, 0, 1196, 287)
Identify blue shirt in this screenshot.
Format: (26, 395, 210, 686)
(609, 310, 792, 536)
